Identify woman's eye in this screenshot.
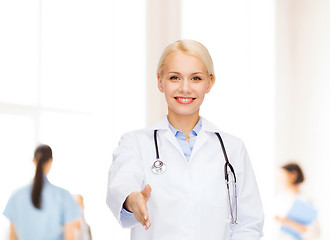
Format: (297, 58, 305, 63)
(170, 76, 179, 80)
(192, 76, 202, 81)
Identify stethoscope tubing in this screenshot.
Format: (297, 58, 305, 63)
(215, 132, 237, 183)
(152, 129, 238, 224)
(154, 130, 160, 160)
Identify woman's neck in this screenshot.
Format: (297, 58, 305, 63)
(168, 110, 200, 140)
(288, 184, 300, 194)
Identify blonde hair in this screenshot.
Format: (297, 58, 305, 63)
(157, 39, 215, 80)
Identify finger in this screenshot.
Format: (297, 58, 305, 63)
(136, 213, 150, 230)
(134, 198, 150, 228)
(133, 208, 146, 225)
(139, 203, 149, 223)
(141, 214, 151, 230)
(144, 219, 151, 230)
(141, 184, 152, 201)
(135, 213, 147, 227)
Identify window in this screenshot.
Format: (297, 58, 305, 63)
(0, 0, 146, 238)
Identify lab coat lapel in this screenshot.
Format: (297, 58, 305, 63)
(190, 117, 220, 161)
(189, 129, 208, 161)
(147, 116, 186, 160)
(163, 130, 187, 160)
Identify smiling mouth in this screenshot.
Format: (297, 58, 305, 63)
(174, 97, 196, 104)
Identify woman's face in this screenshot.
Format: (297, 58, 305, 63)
(158, 51, 214, 118)
(279, 168, 297, 188)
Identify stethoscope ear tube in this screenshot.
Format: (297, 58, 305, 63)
(215, 132, 237, 183)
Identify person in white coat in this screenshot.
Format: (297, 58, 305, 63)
(106, 39, 264, 240)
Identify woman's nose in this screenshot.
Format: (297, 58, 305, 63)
(180, 79, 191, 93)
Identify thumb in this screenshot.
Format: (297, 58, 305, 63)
(141, 184, 152, 201)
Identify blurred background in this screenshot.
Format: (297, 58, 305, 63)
(0, 0, 329, 239)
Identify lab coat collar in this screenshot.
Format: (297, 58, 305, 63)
(147, 116, 185, 160)
(191, 117, 221, 160)
(147, 116, 222, 162)
(147, 116, 169, 130)
(147, 116, 221, 134)
(199, 117, 222, 133)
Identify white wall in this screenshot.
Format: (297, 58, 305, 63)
(145, 0, 181, 125)
(276, 0, 330, 239)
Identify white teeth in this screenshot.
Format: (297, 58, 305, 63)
(177, 98, 192, 102)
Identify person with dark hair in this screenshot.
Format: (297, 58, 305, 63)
(282, 163, 305, 186)
(275, 162, 320, 240)
(3, 144, 82, 240)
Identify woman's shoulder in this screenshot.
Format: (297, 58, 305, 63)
(7, 183, 32, 201)
(201, 117, 245, 146)
(119, 117, 168, 139)
(4, 183, 32, 218)
(296, 192, 316, 205)
(46, 181, 74, 199)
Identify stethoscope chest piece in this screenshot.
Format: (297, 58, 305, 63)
(151, 159, 167, 174)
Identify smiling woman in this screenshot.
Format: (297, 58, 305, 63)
(157, 41, 215, 137)
(158, 51, 214, 128)
(107, 39, 264, 240)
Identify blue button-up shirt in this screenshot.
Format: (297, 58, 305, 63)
(168, 117, 202, 160)
(3, 177, 82, 240)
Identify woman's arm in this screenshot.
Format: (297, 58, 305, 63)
(106, 132, 145, 228)
(275, 216, 307, 233)
(63, 220, 78, 240)
(9, 223, 17, 240)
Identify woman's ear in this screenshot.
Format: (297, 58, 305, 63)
(157, 75, 164, 93)
(206, 74, 215, 93)
(43, 158, 53, 174)
(290, 171, 299, 185)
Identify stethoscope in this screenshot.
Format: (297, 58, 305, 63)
(151, 129, 238, 224)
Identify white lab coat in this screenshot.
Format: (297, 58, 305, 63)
(107, 117, 264, 240)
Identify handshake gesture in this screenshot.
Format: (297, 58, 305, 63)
(124, 184, 152, 230)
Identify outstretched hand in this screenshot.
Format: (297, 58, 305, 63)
(124, 184, 152, 230)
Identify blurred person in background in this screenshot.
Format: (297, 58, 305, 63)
(3, 144, 82, 240)
(73, 194, 92, 240)
(275, 162, 320, 240)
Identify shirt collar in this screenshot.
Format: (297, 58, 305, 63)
(147, 115, 221, 134)
(168, 117, 202, 138)
(44, 175, 50, 184)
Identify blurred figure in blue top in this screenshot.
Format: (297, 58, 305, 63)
(3, 144, 82, 240)
(275, 163, 320, 240)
